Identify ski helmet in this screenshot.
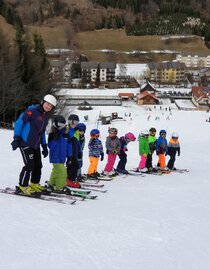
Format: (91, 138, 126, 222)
(141, 129, 149, 136)
(68, 114, 79, 125)
(43, 94, 57, 107)
(53, 115, 66, 129)
(76, 123, 86, 132)
(125, 132, 136, 141)
(172, 132, 179, 138)
(90, 129, 100, 136)
(149, 127, 156, 133)
(159, 129, 166, 135)
(108, 127, 118, 135)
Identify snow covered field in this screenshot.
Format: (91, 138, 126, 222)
(0, 102, 210, 269)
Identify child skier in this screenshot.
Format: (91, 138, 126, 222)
(103, 127, 121, 176)
(87, 129, 104, 178)
(156, 129, 168, 170)
(167, 132, 180, 170)
(47, 115, 70, 194)
(146, 127, 157, 172)
(66, 114, 82, 188)
(137, 130, 149, 172)
(76, 123, 86, 181)
(116, 132, 136, 174)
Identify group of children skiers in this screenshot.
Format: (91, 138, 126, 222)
(11, 94, 181, 197)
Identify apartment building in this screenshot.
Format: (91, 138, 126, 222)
(81, 62, 116, 82)
(146, 62, 186, 84)
(176, 52, 210, 68)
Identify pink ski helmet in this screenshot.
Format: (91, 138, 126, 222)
(125, 132, 136, 141)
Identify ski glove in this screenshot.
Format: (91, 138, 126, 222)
(78, 152, 83, 159)
(11, 136, 21, 151)
(143, 153, 147, 157)
(100, 152, 104, 161)
(41, 144, 48, 158)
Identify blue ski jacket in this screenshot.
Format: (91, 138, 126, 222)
(14, 105, 48, 149)
(88, 138, 103, 158)
(67, 128, 82, 158)
(156, 136, 168, 154)
(48, 128, 68, 163)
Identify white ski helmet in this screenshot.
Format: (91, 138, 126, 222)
(141, 129, 149, 136)
(43, 94, 57, 107)
(172, 132, 179, 138)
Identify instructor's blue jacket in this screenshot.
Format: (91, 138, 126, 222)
(14, 105, 48, 149)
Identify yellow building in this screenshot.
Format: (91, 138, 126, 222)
(146, 62, 186, 84)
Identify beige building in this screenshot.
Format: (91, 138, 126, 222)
(176, 52, 210, 68)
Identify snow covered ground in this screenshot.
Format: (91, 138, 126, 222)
(1, 102, 210, 269)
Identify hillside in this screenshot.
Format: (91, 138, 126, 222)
(1, 0, 210, 62)
(1, 101, 210, 269)
(25, 26, 210, 63)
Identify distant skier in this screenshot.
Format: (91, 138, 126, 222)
(156, 129, 168, 170)
(115, 132, 136, 174)
(103, 127, 121, 176)
(167, 132, 180, 170)
(87, 129, 104, 178)
(11, 94, 57, 196)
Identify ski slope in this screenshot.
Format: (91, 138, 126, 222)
(0, 102, 210, 269)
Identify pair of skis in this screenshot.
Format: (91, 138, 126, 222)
(0, 187, 98, 205)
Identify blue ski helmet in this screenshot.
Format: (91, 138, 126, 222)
(76, 123, 86, 132)
(159, 129, 166, 135)
(90, 129, 100, 136)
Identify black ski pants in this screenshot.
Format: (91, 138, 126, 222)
(116, 154, 127, 171)
(146, 153, 153, 169)
(66, 156, 79, 181)
(19, 146, 42, 186)
(167, 154, 176, 170)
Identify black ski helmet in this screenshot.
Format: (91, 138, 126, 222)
(149, 127, 156, 133)
(68, 114, 79, 125)
(53, 115, 66, 129)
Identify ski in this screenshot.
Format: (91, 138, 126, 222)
(83, 174, 113, 181)
(79, 186, 107, 193)
(127, 170, 146, 177)
(43, 191, 86, 201)
(66, 187, 97, 199)
(0, 188, 76, 205)
(80, 182, 105, 188)
(66, 188, 91, 195)
(71, 193, 98, 200)
(170, 168, 189, 173)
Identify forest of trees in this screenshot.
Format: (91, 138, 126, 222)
(0, 1, 52, 124)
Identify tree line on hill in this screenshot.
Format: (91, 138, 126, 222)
(0, 1, 52, 124)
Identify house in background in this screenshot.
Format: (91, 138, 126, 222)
(140, 81, 158, 94)
(81, 62, 116, 83)
(137, 91, 159, 105)
(176, 52, 210, 68)
(146, 62, 186, 85)
(118, 92, 134, 101)
(191, 86, 210, 107)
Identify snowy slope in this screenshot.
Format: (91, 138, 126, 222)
(0, 102, 210, 269)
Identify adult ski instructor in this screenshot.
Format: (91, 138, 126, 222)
(11, 94, 57, 196)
